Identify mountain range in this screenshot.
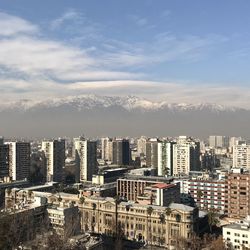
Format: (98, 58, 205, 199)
(0, 95, 249, 139)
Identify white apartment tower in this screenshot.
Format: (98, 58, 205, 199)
(101, 137, 112, 161)
(233, 142, 250, 168)
(137, 136, 147, 156)
(5, 142, 30, 181)
(74, 136, 97, 182)
(157, 141, 174, 176)
(42, 139, 65, 182)
(172, 136, 200, 176)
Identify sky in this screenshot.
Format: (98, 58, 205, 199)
(1, 0, 250, 107)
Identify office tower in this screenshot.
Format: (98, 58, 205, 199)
(101, 137, 112, 161)
(233, 142, 250, 168)
(0, 144, 9, 178)
(42, 139, 65, 182)
(74, 136, 97, 182)
(209, 135, 229, 148)
(5, 142, 30, 181)
(112, 139, 130, 165)
(146, 138, 159, 170)
(157, 141, 174, 176)
(137, 136, 147, 156)
(172, 136, 200, 176)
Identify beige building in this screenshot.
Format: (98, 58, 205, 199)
(5, 188, 198, 248)
(225, 170, 250, 219)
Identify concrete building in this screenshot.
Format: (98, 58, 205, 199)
(137, 136, 147, 156)
(92, 168, 127, 185)
(137, 182, 180, 206)
(158, 141, 174, 176)
(172, 136, 200, 176)
(225, 170, 250, 219)
(209, 135, 229, 148)
(146, 138, 159, 171)
(100, 137, 112, 161)
(47, 203, 81, 238)
(188, 177, 226, 214)
(233, 142, 250, 168)
(0, 144, 9, 179)
(5, 188, 199, 249)
(117, 175, 175, 202)
(223, 216, 250, 250)
(74, 136, 97, 182)
(42, 139, 65, 182)
(5, 142, 31, 181)
(112, 139, 130, 166)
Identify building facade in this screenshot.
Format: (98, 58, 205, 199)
(5, 142, 30, 181)
(42, 139, 65, 182)
(74, 136, 97, 182)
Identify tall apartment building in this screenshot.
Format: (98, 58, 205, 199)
(5, 142, 30, 181)
(158, 141, 174, 176)
(233, 143, 250, 168)
(0, 144, 9, 178)
(137, 136, 147, 156)
(74, 136, 97, 182)
(188, 178, 226, 214)
(209, 135, 229, 148)
(42, 139, 65, 182)
(146, 138, 159, 170)
(172, 136, 200, 176)
(225, 170, 250, 219)
(112, 139, 130, 165)
(101, 137, 112, 161)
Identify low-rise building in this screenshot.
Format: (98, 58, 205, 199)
(223, 216, 250, 250)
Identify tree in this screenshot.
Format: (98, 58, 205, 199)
(165, 207, 172, 247)
(207, 209, 219, 232)
(210, 235, 227, 250)
(147, 206, 153, 248)
(159, 213, 165, 246)
(79, 196, 85, 204)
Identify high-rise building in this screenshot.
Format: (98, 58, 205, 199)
(157, 141, 174, 176)
(112, 139, 130, 165)
(0, 144, 9, 178)
(42, 139, 65, 182)
(101, 137, 112, 161)
(233, 142, 250, 168)
(146, 138, 159, 170)
(172, 136, 200, 176)
(5, 142, 30, 181)
(137, 136, 147, 156)
(74, 136, 97, 182)
(209, 135, 229, 148)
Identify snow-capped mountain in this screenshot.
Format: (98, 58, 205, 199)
(0, 95, 248, 138)
(0, 95, 243, 112)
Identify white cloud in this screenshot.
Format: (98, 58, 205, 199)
(0, 11, 249, 109)
(50, 9, 82, 30)
(0, 12, 38, 36)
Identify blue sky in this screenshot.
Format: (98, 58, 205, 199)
(1, 0, 250, 107)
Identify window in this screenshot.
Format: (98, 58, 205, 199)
(227, 232, 231, 235)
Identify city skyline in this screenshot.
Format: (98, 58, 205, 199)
(0, 1, 250, 108)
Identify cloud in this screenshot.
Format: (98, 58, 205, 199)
(0, 11, 248, 109)
(0, 12, 38, 36)
(50, 9, 82, 30)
